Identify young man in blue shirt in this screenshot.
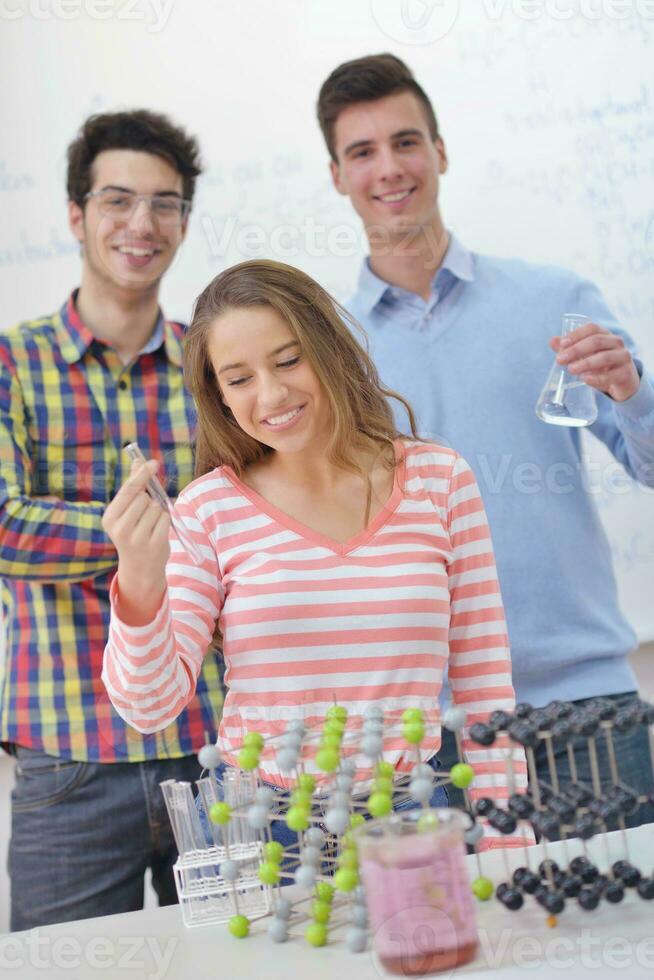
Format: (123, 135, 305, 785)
(317, 53, 654, 825)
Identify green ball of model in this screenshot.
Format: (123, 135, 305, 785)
(290, 787, 313, 809)
(209, 801, 232, 825)
(367, 791, 392, 818)
(327, 705, 348, 723)
(323, 718, 345, 738)
(258, 861, 280, 885)
(321, 731, 342, 751)
(373, 775, 394, 795)
(472, 876, 494, 901)
(375, 760, 394, 779)
(286, 806, 310, 831)
(450, 763, 475, 789)
(315, 881, 335, 903)
(315, 747, 339, 772)
(402, 721, 425, 745)
(305, 922, 328, 947)
(297, 773, 316, 793)
(264, 841, 284, 864)
(334, 867, 359, 892)
(402, 707, 424, 724)
(312, 899, 332, 924)
(243, 731, 264, 751)
(338, 848, 359, 870)
(228, 914, 250, 938)
(238, 746, 260, 770)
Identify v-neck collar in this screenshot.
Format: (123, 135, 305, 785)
(221, 439, 407, 558)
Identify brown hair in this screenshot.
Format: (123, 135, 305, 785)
(67, 109, 202, 207)
(184, 259, 420, 485)
(317, 53, 440, 161)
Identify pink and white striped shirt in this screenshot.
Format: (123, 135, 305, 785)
(103, 440, 528, 821)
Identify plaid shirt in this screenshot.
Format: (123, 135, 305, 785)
(0, 294, 223, 762)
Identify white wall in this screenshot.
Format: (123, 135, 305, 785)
(1, 0, 654, 934)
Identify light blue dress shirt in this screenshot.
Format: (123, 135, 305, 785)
(347, 235, 654, 707)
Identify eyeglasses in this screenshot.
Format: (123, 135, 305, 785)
(84, 189, 192, 224)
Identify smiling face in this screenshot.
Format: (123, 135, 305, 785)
(68, 148, 187, 295)
(207, 304, 331, 457)
(330, 91, 447, 241)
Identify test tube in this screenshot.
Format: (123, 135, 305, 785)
(160, 780, 208, 855)
(221, 768, 259, 847)
(196, 775, 224, 848)
(123, 442, 204, 565)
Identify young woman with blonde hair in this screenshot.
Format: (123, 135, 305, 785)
(102, 259, 526, 846)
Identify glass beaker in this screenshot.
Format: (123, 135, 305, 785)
(535, 313, 598, 427)
(355, 809, 478, 976)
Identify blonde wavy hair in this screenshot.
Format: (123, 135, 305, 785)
(184, 259, 420, 494)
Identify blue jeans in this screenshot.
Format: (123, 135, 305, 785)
(199, 755, 449, 851)
(7, 743, 204, 931)
(438, 692, 654, 831)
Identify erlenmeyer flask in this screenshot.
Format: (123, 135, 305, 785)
(535, 313, 598, 427)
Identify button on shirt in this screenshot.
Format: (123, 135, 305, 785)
(0, 294, 223, 762)
(347, 235, 654, 707)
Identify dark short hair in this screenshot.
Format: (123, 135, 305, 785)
(66, 109, 202, 207)
(317, 53, 439, 161)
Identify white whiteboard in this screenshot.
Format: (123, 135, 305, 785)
(1, 0, 653, 640)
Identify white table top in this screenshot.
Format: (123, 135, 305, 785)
(3, 825, 653, 979)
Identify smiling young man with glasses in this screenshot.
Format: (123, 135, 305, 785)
(0, 110, 223, 929)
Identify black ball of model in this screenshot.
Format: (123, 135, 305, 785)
(512, 868, 540, 894)
(578, 889, 600, 911)
(605, 881, 625, 904)
(474, 797, 495, 817)
(469, 722, 496, 746)
(542, 891, 565, 914)
(637, 878, 654, 900)
(489, 709, 512, 730)
(507, 720, 539, 748)
(531, 810, 560, 841)
(488, 809, 517, 835)
(508, 794, 534, 819)
(561, 874, 583, 897)
(573, 814, 600, 841)
(498, 888, 524, 910)
(612, 860, 641, 887)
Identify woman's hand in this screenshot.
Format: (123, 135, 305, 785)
(102, 458, 170, 625)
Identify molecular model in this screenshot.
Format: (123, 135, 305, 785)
(160, 696, 654, 951)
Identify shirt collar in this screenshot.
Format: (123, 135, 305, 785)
(55, 290, 181, 366)
(439, 233, 475, 284)
(354, 232, 475, 316)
